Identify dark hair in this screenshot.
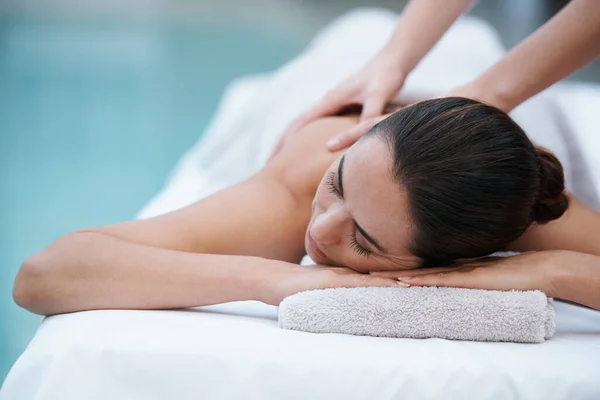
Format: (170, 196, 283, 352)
(372, 97, 568, 267)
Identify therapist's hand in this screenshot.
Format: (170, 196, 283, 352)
(327, 83, 499, 152)
(271, 50, 408, 157)
(325, 81, 502, 152)
(259, 262, 405, 306)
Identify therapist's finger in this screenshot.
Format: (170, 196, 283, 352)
(283, 92, 352, 137)
(268, 138, 286, 159)
(360, 91, 389, 121)
(326, 115, 385, 152)
(269, 96, 349, 160)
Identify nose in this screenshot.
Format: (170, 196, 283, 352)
(310, 203, 350, 246)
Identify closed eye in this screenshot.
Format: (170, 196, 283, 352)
(327, 171, 341, 197)
(327, 170, 372, 257)
(349, 232, 372, 258)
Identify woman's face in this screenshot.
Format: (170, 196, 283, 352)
(305, 136, 420, 273)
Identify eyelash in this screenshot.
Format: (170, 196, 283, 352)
(326, 171, 341, 196)
(326, 171, 372, 258)
(350, 233, 372, 258)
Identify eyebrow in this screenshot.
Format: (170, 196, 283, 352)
(338, 154, 387, 254)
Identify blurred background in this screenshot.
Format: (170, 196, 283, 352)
(1, 0, 598, 383)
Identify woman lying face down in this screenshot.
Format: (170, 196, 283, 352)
(14, 98, 600, 315)
(306, 98, 567, 272)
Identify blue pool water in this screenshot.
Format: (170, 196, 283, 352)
(0, 15, 304, 382)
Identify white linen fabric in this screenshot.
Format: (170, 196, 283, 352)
(3, 8, 600, 400)
(2, 301, 600, 400)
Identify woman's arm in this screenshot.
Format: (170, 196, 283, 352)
(14, 117, 398, 315)
(14, 230, 399, 315)
(461, 0, 600, 112)
(13, 168, 307, 315)
(551, 250, 600, 310)
(378, 250, 600, 310)
(509, 194, 600, 257)
(14, 231, 273, 315)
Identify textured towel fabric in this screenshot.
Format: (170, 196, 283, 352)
(279, 287, 555, 343)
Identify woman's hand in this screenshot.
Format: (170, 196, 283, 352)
(370, 251, 561, 296)
(259, 261, 406, 306)
(270, 50, 408, 157)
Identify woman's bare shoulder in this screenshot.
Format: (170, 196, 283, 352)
(266, 116, 358, 199)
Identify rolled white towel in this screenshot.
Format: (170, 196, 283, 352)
(279, 287, 555, 343)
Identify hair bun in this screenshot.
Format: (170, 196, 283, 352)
(532, 147, 569, 223)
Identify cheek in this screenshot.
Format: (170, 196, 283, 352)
(313, 177, 337, 212)
(327, 242, 382, 272)
(342, 255, 387, 273)
(341, 251, 418, 273)
(315, 177, 330, 198)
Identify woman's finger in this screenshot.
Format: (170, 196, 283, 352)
(398, 270, 478, 289)
(324, 267, 409, 289)
(345, 274, 409, 289)
(370, 266, 464, 278)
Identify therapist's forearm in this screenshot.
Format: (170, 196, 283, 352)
(383, 0, 475, 74)
(551, 251, 600, 311)
(13, 231, 278, 316)
(469, 0, 600, 112)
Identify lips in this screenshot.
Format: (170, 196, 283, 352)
(307, 233, 327, 260)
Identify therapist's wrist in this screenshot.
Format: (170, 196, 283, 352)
(465, 74, 520, 113)
(378, 42, 416, 79)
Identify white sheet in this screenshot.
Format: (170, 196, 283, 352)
(2, 301, 600, 400)
(550, 82, 600, 194)
(3, 8, 600, 400)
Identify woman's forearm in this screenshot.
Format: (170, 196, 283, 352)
(551, 251, 600, 310)
(13, 231, 279, 316)
(470, 0, 600, 112)
(384, 0, 475, 74)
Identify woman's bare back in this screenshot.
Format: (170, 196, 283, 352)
(87, 116, 358, 263)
